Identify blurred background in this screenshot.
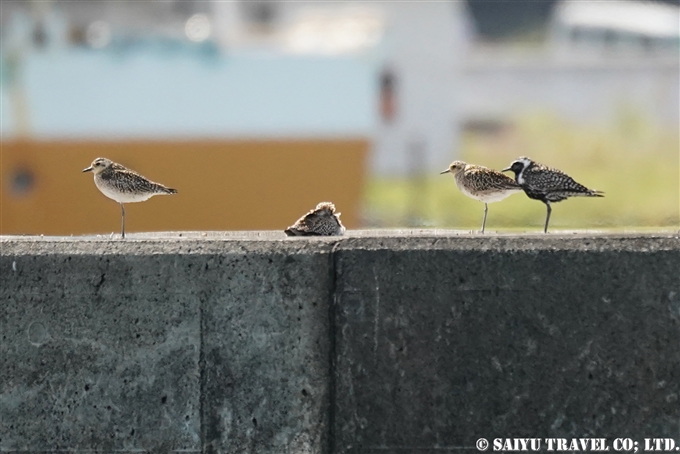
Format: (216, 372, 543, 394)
(1, 0, 678, 235)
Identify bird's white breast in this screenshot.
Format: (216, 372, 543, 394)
(455, 175, 520, 203)
(94, 177, 155, 203)
(476, 189, 521, 203)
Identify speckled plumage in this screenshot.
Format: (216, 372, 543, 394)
(83, 157, 177, 238)
(503, 156, 603, 233)
(441, 160, 521, 233)
(285, 202, 345, 237)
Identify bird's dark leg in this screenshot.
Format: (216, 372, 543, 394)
(481, 203, 488, 234)
(543, 201, 551, 234)
(120, 203, 126, 239)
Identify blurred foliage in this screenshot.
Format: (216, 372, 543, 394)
(363, 112, 679, 231)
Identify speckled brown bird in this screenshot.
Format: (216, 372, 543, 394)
(83, 157, 177, 238)
(285, 202, 345, 236)
(503, 156, 603, 233)
(441, 160, 521, 233)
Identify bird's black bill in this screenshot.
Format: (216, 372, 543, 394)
(501, 167, 511, 172)
(82, 166, 93, 173)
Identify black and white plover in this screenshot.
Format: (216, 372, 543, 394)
(285, 202, 345, 236)
(440, 160, 521, 233)
(83, 157, 177, 238)
(502, 156, 603, 233)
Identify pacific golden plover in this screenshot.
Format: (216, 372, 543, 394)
(83, 157, 177, 238)
(440, 160, 521, 233)
(502, 156, 603, 233)
(285, 202, 345, 236)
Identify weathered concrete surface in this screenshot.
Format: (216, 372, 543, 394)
(332, 235, 680, 453)
(198, 244, 333, 454)
(1, 232, 679, 453)
(1, 238, 334, 453)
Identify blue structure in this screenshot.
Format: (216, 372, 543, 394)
(1, 42, 375, 139)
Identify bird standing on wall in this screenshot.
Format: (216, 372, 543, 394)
(440, 161, 522, 233)
(83, 157, 177, 238)
(502, 156, 603, 233)
(285, 202, 345, 236)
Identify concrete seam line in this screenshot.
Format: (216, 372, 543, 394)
(199, 287, 207, 453)
(327, 239, 343, 454)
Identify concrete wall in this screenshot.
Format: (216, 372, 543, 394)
(1, 233, 679, 453)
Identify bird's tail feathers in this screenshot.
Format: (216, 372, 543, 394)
(576, 191, 604, 197)
(567, 189, 604, 197)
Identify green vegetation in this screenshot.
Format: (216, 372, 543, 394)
(363, 112, 679, 231)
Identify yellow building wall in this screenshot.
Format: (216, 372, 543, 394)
(1, 139, 368, 235)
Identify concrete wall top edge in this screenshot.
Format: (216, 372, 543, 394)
(1, 231, 678, 256)
(334, 234, 680, 253)
(0, 240, 339, 257)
